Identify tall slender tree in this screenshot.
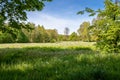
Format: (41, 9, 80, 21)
(64, 27, 70, 40)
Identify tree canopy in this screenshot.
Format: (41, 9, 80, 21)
(77, 21, 90, 42)
(78, 0, 120, 53)
(0, 0, 52, 34)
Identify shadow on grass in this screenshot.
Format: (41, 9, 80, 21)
(0, 47, 95, 63)
(2, 47, 120, 80)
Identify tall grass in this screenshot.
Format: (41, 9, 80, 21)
(0, 41, 120, 80)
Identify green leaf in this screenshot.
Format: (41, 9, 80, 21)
(85, 7, 94, 13)
(77, 11, 84, 15)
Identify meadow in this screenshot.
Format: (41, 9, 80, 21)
(0, 41, 120, 80)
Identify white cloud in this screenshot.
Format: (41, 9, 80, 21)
(27, 12, 93, 34)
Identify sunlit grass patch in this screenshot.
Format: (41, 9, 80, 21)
(0, 41, 95, 48)
(1, 62, 33, 72)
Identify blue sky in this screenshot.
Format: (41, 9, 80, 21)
(27, 0, 104, 34)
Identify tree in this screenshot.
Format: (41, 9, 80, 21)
(25, 25, 59, 43)
(95, 0, 120, 53)
(89, 16, 103, 41)
(0, 32, 14, 43)
(69, 32, 78, 41)
(64, 27, 69, 36)
(46, 29, 58, 42)
(78, 21, 90, 42)
(31, 25, 46, 43)
(64, 27, 70, 41)
(16, 30, 29, 43)
(0, 0, 52, 35)
(23, 22, 35, 42)
(78, 0, 120, 53)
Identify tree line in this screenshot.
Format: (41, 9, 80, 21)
(0, 22, 57, 43)
(0, 22, 82, 43)
(0, 17, 106, 43)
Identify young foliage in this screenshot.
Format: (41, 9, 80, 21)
(96, 0, 120, 53)
(78, 0, 120, 53)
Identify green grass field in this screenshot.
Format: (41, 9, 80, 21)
(0, 41, 120, 80)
